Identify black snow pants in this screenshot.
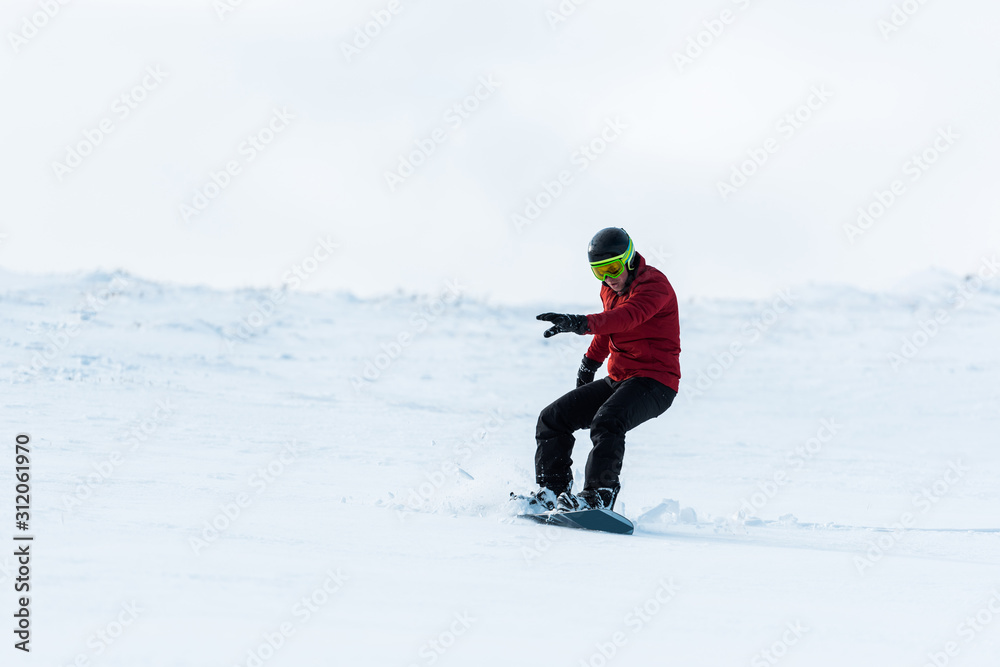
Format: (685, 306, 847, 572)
(534, 376, 676, 494)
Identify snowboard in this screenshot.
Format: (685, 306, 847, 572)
(518, 508, 634, 535)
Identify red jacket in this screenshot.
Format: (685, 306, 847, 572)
(584, 254, 681, 392)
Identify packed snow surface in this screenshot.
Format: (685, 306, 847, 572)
(2, 269, 999, 666)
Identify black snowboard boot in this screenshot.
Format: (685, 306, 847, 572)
(556, 487, 619, 512)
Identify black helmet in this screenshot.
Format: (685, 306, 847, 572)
(588, 227, 635, 268)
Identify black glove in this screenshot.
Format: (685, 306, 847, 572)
(536, 313, 589, 338)
(577, 356, 602, 387)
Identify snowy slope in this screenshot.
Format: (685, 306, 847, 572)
(2, 269, 999, 666)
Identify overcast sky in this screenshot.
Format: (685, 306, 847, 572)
(1, 0, 997, 305)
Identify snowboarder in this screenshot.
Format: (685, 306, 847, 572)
(521, 228, 680, 513)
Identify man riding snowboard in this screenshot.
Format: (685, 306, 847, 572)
(519, 227, 681, 514)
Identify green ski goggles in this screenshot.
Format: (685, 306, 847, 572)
(590, 239, 634, 281)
